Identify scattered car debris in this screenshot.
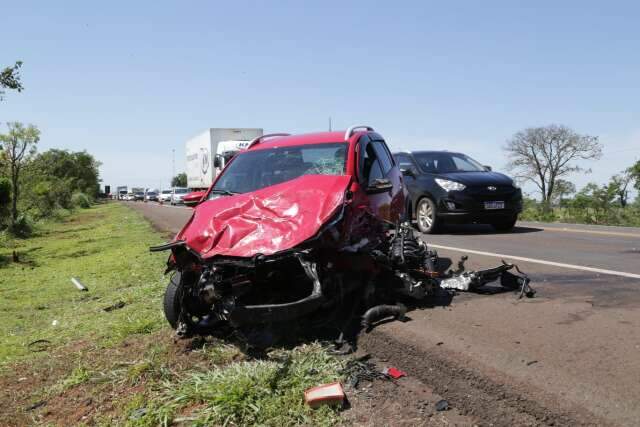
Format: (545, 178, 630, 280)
(51, 320, 59, 326)
(25, 400, 47, 411)
(27, 339, 51, 352)
(383, 367, 406, 379)
(362, 304, 407, 331)
(342, 355, 388, 389)
(526, 360, 538, 366)
(304, 382, 345, 408)
(103, 301, 126, 312)
(71, 277, 89, 292)
(435, 399, 449, 411)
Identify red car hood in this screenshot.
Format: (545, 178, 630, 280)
(176, 175, 352, 259)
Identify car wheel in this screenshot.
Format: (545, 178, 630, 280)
(416, 198, 440, 234)
(491, 215, 518, 232)
(163, 273, 183, 329)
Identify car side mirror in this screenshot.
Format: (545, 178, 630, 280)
(366, 178, 393, 194)
(213, 155, 221, 168)
(484, 165, 492, 171)
(400, 168, 415, 177)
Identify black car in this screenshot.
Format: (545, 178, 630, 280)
(393, 151, 522, 233)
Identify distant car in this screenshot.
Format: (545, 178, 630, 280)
(183, 190, 205, 207)
(159, 189, 173, 203)
(125, 193, 135, 201)
(170, 188, 189, 205)
(393, 151, 522, 233)
(133, 192, 145, 201)
(145, 191, 159, 202)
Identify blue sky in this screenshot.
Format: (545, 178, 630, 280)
(2, 0, 639, 195)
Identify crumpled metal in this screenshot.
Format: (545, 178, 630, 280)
(176, 175, 352, 259)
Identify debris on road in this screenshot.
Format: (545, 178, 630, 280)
(70, 277, 89, 292)
(362, 304, 407, 331)
(435, 399, 449, 411)
(342, 355, 388, 389)
(304, 382, 345, 408)
(382, 366, 407, 379)
(103, 301, 126, 312)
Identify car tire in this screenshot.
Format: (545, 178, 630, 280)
(163, 273, 182, 329)
(416, 197, 440, 234)
(491, 215, 518, 232)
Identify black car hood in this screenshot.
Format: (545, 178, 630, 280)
(436, 171, 513, 186)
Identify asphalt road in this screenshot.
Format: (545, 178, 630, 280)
(127, 201, 640, 425)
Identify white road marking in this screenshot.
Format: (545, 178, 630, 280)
(525, 224, 640, 239)
(429, 243, 640, 280)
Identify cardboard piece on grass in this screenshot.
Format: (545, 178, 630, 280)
(304, 382, 345, 408)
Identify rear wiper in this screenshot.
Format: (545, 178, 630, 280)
(210, 189, 239, 196)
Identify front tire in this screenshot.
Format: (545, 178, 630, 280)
(163, 273, 183, 329)
(416, 198, 440, 234)
(491, 215, 518, 232)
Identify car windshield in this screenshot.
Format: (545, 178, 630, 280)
(147, 192, 157, 196)
(413, 152, 485, 173)
(162, 190, 171, 194)
(174, 188, 188, 194)
(210, 142, 347, 197)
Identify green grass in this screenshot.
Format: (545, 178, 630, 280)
(128, 343, 344, 427)
(0, 203, 168, 365)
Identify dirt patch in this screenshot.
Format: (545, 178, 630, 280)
(357, 330, 608, 427)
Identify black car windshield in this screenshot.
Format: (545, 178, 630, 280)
(210, 142, 347, 197)
(413, 152, 485, 173)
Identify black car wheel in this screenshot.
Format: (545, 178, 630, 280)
(416, 198, 440, 234)
(491, 215, 518, 232)
(163, 273, 183, 329)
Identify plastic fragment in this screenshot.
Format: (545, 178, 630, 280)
(383, 367, 407, 379)
(435, 399, 449, 411)
(304, 382, 345, 408)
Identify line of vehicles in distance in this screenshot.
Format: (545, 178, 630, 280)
(116, 188, 193, 205)
(119, 127, 523, 232)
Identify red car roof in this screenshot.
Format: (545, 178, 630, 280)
(249, 131, 364, 150)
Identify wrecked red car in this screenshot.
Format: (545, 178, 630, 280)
(151, 126, 533, 340)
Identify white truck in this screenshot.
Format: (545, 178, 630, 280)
(185, 128, 264, 190)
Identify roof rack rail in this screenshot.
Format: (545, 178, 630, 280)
(344, 125, 374, 141)
(247, 133, 291, 149)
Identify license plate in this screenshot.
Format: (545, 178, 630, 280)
(484, 201, 505, 210)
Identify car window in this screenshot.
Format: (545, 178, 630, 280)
(211, 142, 347, 196)
(361, 142, 384, 186)
(394, 154, 416, 171)
(413, 152, 485, 173)
(371, 140, 393, 175)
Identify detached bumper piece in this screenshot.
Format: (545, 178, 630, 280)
(439, 260, 535, 299)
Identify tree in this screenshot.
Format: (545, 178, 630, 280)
(0, 61, 23, 100)
(504, 125, 602, 210)
(0, 123, 39, 223)
(609, 171, 633, 207)
(551, 179, 576, 206)
(171, 172, 187, 187)
(629, 160, 640, 191)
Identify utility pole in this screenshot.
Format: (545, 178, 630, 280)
(328, 117, 332, 131)
(172, 149, 175, 182)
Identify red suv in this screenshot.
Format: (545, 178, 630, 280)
(151, 126, 408, 335)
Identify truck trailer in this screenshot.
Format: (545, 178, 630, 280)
(185, 128, 263, 190)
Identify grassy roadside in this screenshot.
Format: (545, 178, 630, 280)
(0, 203, 345, 426)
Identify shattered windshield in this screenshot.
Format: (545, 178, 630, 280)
(210, 143, 347, 196)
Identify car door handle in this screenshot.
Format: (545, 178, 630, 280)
(366, 178, 393, 194)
